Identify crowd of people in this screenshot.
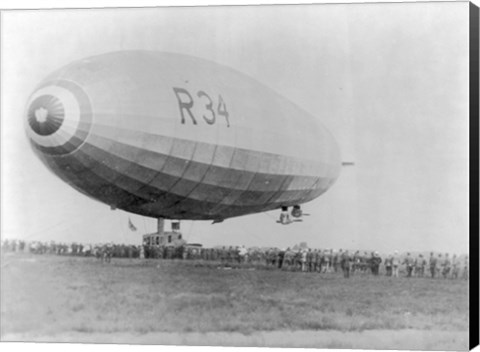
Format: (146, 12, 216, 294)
(1, 238, 469, 280)
(0, 239, 141, 262)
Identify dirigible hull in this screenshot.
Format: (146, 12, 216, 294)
(25, 51, 341, 220)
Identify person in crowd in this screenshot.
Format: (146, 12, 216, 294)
(351, 250, 360, 274)
(361, 251, 370, 274)
(332, 250, 339, 272)
(416, 254, 426, 278)
(325, 249, 333, 273)
(451, 254, 459, 279)
(307, 249, 314, 272)
(403, 252, 414, 277)
(392, 250, 400, 278)
(276, 248, 284, 269)
(429, 252, 437, 278)
(371, 251, 382, 276)
(282, 248, 293, 270)
(384, 253, 393, 276)
(301, 249, 308, 272)
(314, 249, 322, 273)
(294, 250, 303, 271)
(442, 253, 451, 279)
(340, 250, 352, 278)
(238, 245, 247, 264)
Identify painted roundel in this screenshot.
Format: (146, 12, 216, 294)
(27, 95, 65, 136)
(25, 80, 93, 156)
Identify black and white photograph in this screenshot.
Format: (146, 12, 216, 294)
(0, 0, 476, 350)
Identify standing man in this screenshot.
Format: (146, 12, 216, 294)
(295, 250, 303, 271)
(333, 250, 339, 272)
(403, 252, 414, 277)
(315, 249, 322, 273)
(326, 249, 333, 273)
(277, 248, 284, 269)
(392, 250, 400, 278)
(283, 248, 292, 270)
(372, 252, 382, 276)
(429, 252, 437, 278)
(442, 253, 451, 279)
(451, 254, 459, 279)
(270, 248, 278, 267)
(341, 250, 351, 278)
(417, 254, 426, 278)
(320, 249, 327, 273)
(301, 249, 308, 272)
(384, 253, 393, 276)
(352, 251, 360, 275)
(239, 245, 247, 264)
(363, 251, 370, 274)
(220, 246, 227, 264)
(314, 249, 320, 273)
(306, 249, 314, 272)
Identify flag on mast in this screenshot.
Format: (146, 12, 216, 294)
(128, 218, 137, 231)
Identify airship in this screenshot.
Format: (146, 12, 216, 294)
(25, 51, 341, 229)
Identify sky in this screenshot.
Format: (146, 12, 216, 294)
(0, 1, 470, 254)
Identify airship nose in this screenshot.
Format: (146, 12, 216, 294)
(25, 81, 93, 156)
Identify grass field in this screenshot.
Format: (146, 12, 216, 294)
(0, 253, 469, 349)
